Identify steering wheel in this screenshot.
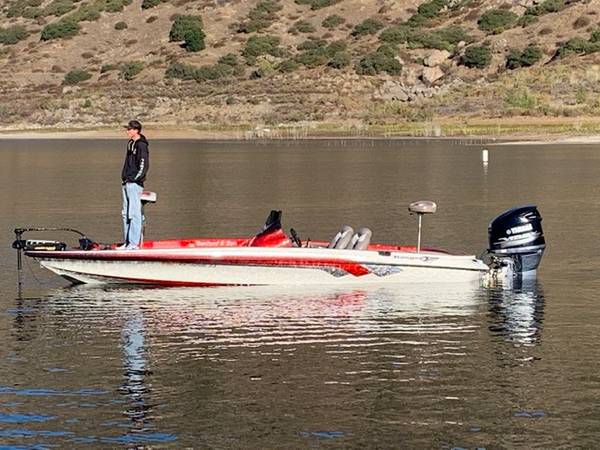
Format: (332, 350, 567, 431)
(290, 228, 302, 247)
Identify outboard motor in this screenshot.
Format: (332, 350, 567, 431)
(488, 205, 545, 277)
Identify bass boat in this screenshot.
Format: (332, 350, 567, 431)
(13, 197, 545, 287)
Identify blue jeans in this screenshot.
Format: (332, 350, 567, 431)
(122, 182, 143, 246)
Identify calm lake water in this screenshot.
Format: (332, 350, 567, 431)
(0, 139, 599, 448)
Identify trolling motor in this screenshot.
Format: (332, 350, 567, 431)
(408, 200, 437, 253)
(485, 205, 546, 284)
(12, 227, 94, 290)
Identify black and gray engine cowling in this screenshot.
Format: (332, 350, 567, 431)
(488, 205, 545, 275)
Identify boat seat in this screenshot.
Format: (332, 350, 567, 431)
(328, 225, 354, 249)
(350, 227, 372, 250)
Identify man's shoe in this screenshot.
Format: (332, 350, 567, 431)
(125, 244, 139, 250)
(115, 243, 128, 250)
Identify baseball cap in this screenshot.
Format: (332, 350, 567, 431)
(123, 120, 142, 131)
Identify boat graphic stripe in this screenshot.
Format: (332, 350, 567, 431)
(27, 252, 373, 277)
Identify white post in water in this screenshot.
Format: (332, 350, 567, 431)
(482, 149, 489, 164)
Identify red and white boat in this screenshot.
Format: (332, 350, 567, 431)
(13, 200, 545, 287)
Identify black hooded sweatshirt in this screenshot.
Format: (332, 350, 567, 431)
(121, 134, 149, 186)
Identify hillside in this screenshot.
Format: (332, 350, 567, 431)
(1, 0, 600, 136)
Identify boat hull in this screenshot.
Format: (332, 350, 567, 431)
(30, 247, 489, 286)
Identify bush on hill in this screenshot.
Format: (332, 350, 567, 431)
(169, 15, 204, 41)
(322, 14, 345, 28)
(278, 59, 300, 72)
(183, 28, 205, 52)
(289, 20, 316, 34)
(41, 18, 80, 40)
(120, 61, 144, 80)
(328, 51, 350, 69)
(506, 45, 543, 69)
(242, 35, 282, 63)
(355, 45, 401, 75)
(351, 18, 384, 37)
(166, 62, 236, 82)
(142, 0, 162, 9)
(0, 26, 28, 45)
(238, 0, 282, 33)
(44, 0, 76, 18)
(381, 24, 469, 51)
(478, 9, 518, 34)
(63, 69, 92, 85)
(461, 44, 491, 68)
(294, 0, 340, 10)
(556, 35, 600, 58)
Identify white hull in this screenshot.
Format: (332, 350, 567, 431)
(33, 247, 488, 286)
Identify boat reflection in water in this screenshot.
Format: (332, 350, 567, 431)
(487, 278, 545, 346)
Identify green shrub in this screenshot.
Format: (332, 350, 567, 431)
(520, 44, 543, 66)
(295, 39, 347, 68)
(218, 53, 239, 67)
(183, 28, 205, 52)
(44, 0, 75, 17)
(169, 15, 203, 41)
(297, 38, 326, 51)
(41, 18, 80, 40)
(351, 18, 384, 37)
(120, 61, 144, 80)
(376, 43, 396, 58)
(461, 45, 491, 68)
(355, 47, 401, 75)
(166, 62, 197, 80)
(242, 35, 281, 62)
(380, 24, 469, 51)
(380, 24, 413, 44)
(505, 48, 522, 70)
(100, 64, 118, 73)
(294, 0, 340, 10)
(278, 59, 300, 72)
(238, 0, 282, 33)
(296, 49, 329, 67)
(0, 26, 28, 45)
(556, 37, 600, 58)
(522, 0, 564, 20)
(322, 14, 345, 28)
(104, 0, 128, 13)
(23, 7, 43, 19)
(478, 9, 518, 34)
(505, 88, 536, 109)
(328, 51, 350, 68)
(70, 4, 101, 22)
(142, 0, 162, 9)
(289, 20, 315, 34)
(165, 61, 235, 82)
(416, 0, 447, 19)
(194, 64, 234, 81)
(517, 14, 538, 27)
(63, 69, 92, 85)
(114, 21, 128, 30)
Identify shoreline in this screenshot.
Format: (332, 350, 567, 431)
(1, 122, 600, 144)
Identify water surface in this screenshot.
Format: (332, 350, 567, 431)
(0, 139, 599, 448)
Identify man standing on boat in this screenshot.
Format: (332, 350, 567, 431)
(120, 120, 149, 250)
